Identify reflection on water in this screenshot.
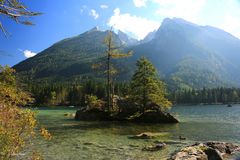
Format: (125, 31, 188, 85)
(34, 105, 240, 160)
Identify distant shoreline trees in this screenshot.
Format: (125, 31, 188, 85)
(27, 81, 240, 106)
(169, 87, 240, 104)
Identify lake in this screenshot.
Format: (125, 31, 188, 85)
(33, 105, 240, 160)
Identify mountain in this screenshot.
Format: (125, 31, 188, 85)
(14, 18, 240, 89)
(118, 30, 138, 46)
(140, 30, 156, 43)
(130, 18, 240, 89)
(14, 27, 134, 83)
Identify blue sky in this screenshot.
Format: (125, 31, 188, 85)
(1, 0, 240, 66)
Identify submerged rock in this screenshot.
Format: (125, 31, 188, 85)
(171, 141, 240, 160)
(128, 144, 140, 148)
(179, 136, 187, 140)
(142, 143, 166, 151)
(154, 140, 187, 145)
(64, 113, 75, 117)
(129, 132, 168, 139)
(83, 142, 94, 145)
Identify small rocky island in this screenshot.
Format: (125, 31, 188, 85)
(75, 107, 178, 123)
(75, 57, 179, 124)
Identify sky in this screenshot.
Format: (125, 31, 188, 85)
(1, 0, 240, 66)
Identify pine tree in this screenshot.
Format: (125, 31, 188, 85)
(130, 57, 171, 113)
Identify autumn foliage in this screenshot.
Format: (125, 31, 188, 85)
(0, 66, 50, 159)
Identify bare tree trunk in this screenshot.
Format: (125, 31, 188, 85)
(107, 35, 111, 113)
(111, 81, 114, 111)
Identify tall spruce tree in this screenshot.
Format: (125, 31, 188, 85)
(130, 57, 171, 113)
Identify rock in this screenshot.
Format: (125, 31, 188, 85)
(129, 133, 152, 139)
(129, 132, 167, 139)
(128, 144, 139, 148)
(204, 147, 223, 160)
(75, 108, 109, 121)
(154, 140, 186, 145)
(116, 98, 139, 115)
(173, 151, 207, 160)
(171, 142, 240, 160)
(225, 146, 231, 154)
(142, 143, 166, 151)
(64, 113, 75, 117)
(129, 110, 179, 123)
(62, 123, 79, 126)
(75, 103, 178, 123)
(179, 136, 186, 140)
(83, 142, 94, 145)
(172, 144, 208, 160)
(204, 142, 240, 154)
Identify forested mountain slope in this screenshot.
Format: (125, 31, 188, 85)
(14, 18, 240, 89)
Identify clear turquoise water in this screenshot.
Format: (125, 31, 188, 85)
(34, 105, 240, 160)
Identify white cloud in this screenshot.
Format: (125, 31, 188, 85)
(89, 9, 99, 19)
(151, 0, 240, 38)
(100, 4, 108, 9)
(219, 14, 240, 38)
(80, 5, 87, 13)
(153, 0, 206, 23)
(216, 0, 240, 38)
(133, 0, 148, 7)
(108, 8, 160, 40)
(22, 50, 37, 58)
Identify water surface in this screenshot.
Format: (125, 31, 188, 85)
(34, 105, 240, 160)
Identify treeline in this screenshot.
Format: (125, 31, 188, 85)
(28, 80, 129, 106)
(28, 81, 240, 106)
(170, 88, 240, 104)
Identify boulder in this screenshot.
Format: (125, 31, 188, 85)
(171, 142, 240, 160)
(204, 142, 240, 154)
(172, 149, 208, 160)
(204, 147, 222, 160)
(129, 110, 179, 123)
(142, 143, 166, 151)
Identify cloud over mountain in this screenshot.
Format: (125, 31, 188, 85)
(108, 8, 160, 40)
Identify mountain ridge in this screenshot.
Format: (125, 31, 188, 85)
(14, 18, 240, 89)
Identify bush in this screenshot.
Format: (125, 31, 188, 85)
(85, 95, 105, 111)
(0, 66, 51, 159)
